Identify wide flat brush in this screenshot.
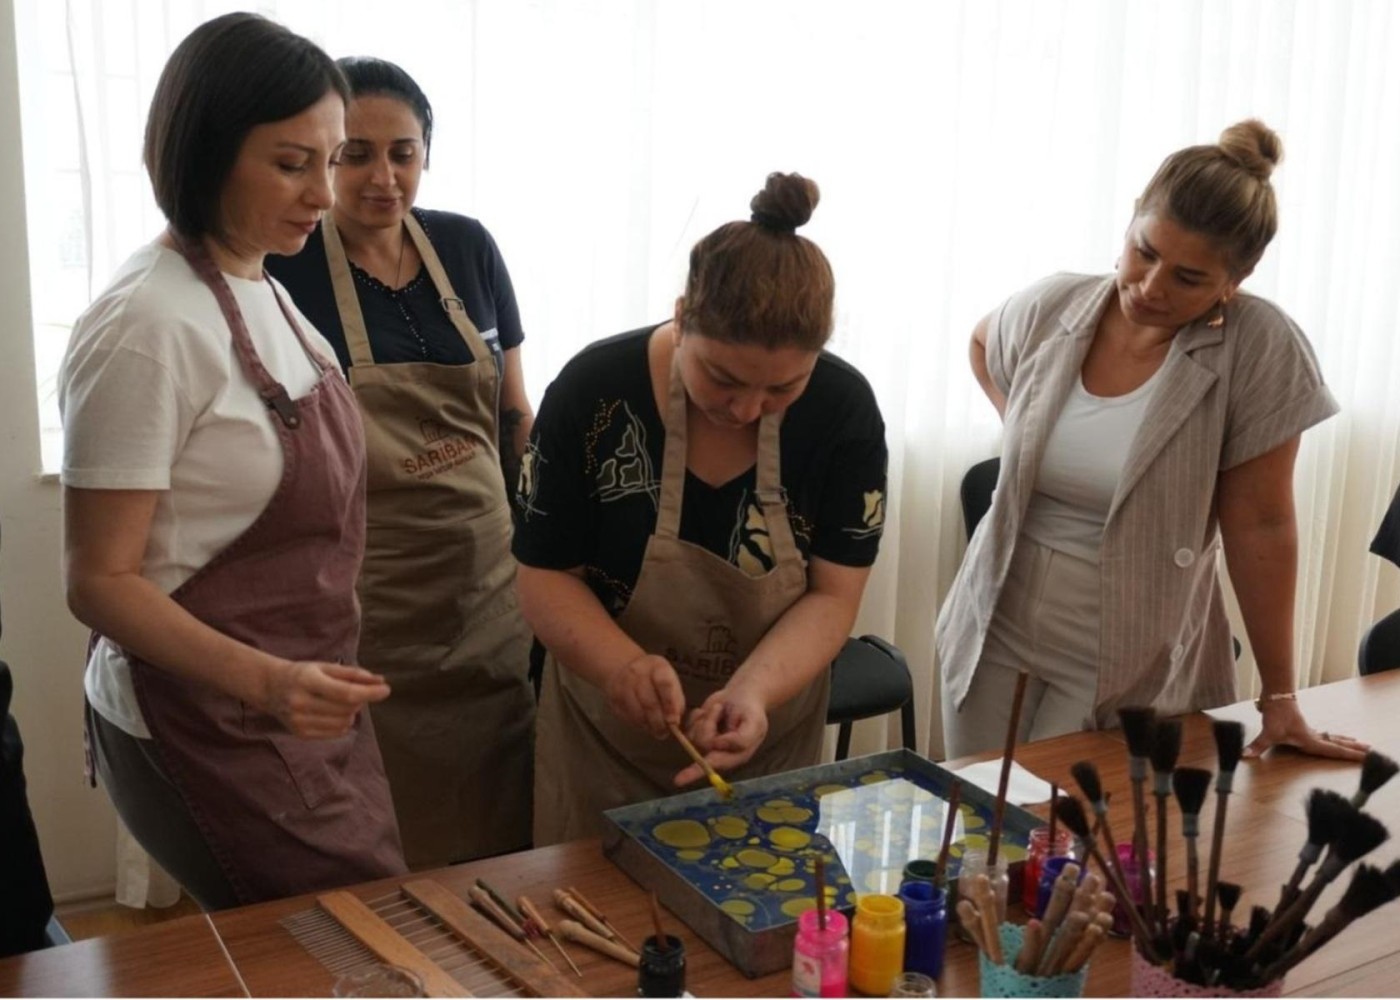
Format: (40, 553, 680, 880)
(1053, 795, 1161, 961)
(1118, 706, 1158, 925)
(1150, 719, 1183, 939)
(1278, 789, 1347, 912)
(1249, 805, 1389, 959)
(1261, 861, 1400, 981)
(1203, 721, 1245, 937)
(1352, 750, 1400, 809)
(1070, 761, 1135, 910)
(1172, 767, 1213, 926)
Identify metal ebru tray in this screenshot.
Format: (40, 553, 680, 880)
(601, 749, 1041, 977)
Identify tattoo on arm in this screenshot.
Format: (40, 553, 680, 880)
(500, 406, 526, 496)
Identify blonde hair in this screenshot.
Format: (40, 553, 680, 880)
(1136, 119, 1282, 275)
(679, 172, 835, 351)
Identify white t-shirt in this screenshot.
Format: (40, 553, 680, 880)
(59, 242, 342, 739)
(1020, 365, 1165, 563)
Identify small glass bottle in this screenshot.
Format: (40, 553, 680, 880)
(1111, 843, 1153, 938)
(791, 908, 849, 997)
(1034, 855, 1080, 919)
(902, 858, 939, 887)
(849, 894, 906, 998)
(897, 879, 948, 980)
(889, 971, 938, 997)
(638, 934, 686, 997)
(957, 848, 1010, 923)
(1021, 826, 1074, 911)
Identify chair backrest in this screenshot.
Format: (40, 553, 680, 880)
(960, 457, 1001, 540)
(1359, 608, 1400, 676)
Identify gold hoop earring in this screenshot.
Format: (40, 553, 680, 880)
(1206, 299, 1227, 329)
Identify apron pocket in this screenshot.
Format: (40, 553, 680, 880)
(242, 704, 350, 812)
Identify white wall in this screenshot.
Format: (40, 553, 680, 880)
(0, 0, 119, 902)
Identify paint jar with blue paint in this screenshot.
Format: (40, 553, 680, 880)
(1034, 856, 1083, 918)
(898, 879, 948, 980)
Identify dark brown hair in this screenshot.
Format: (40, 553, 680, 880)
(678, 172, 835, 351)
(143, 12, 349, 239)
(1136, 119, 1282, 275)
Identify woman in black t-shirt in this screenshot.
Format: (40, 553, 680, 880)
(515, 172, 888, 844)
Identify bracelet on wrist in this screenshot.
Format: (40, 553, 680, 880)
(1255, 691, 1298, 711)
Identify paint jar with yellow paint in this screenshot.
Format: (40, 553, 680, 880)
(849, 894, 906, 997)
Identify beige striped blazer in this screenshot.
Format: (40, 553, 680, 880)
(935, 273, 1339, 725)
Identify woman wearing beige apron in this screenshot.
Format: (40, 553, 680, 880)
(268, 58, 534, 867)
(60, 14, 404, 908)
(515, 173, 889, 844)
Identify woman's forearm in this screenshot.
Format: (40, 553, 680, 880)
(1222, 516, 1299, 696)
(67, 571, 284, 706)
(515, 564, 645, 688)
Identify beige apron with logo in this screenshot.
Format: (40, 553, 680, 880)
(533, 354, 829, 845)
(324, 216, 533, 867)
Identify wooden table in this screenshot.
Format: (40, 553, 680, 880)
(5, 671, 1400, 997)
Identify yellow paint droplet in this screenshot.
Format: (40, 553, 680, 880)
(720, 899, 756, 917)
(961, 813, 986, 831)
(676, 849, 704, 862)
(653, 819, 710, 849)
(813, 784, 846, 798)
(743, 873, 776, 890)
(854, 838, 874, 852)
(769, 827, 812, 851)
(709, 815, 749, 839)
(1002, 844, 1028, 862)
(766, 857, 796, 876)
(963, 833, 988, 850)
(774, 878, 806, 892)
(737, 849, 777, 868)
(756, 807, 786, 823)
(780, 806, 813, 823)
(720, 857, 740, 869)
(781, 898, 816, 917)
(859, 771, 889, 784)
(765, 798, 792, 808)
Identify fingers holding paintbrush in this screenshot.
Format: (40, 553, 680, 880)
(668, 719, 735, 798)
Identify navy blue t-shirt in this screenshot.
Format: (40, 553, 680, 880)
(267, 208, 523, 375)
(512, 326, 889, 615)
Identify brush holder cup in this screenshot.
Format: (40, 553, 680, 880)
(1129, 948, 1283, 998)
(978, 923, 1089, 998)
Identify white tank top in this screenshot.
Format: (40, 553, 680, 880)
(1020, 364, 1165, 563)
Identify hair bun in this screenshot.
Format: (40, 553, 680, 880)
(1218, 119, 1283, 181)
(749, 172, 819, 234)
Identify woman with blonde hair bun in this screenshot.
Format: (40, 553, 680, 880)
(939, 121, 1369, 762)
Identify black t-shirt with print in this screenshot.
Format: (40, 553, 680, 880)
(512, 326, 888, 615)
(266, 207, 523, 376)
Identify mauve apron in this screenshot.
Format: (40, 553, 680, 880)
(533, 353, 828, 845)
(110, 235, 405, 905)
(322, 215, 534, 867)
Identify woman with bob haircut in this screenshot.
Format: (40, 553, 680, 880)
(515, 173, 889, 844)
(938, 121, 1369, 763)
(268, 57, 535, 869)
(59, 12, 405, 908)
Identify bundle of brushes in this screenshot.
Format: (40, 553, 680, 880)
(955, 863, 1117, 976)
(1052, 707, 1400, 991)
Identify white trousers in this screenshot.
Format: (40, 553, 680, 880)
(942, 537, 1101, 759)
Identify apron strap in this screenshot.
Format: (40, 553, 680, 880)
(320, 218, 376, 368)
(656, 345, 799, 567)
(170, 231, 315, 430)
(403, 214, 494, 366)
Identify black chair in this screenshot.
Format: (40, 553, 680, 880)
(2, 660, 60, 957)
(1359, 609, 1400, 676)
(826, 635, 916, 761)
(960, 457, 1001, 540)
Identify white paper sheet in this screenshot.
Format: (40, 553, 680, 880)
(948, 758, 1055, 805)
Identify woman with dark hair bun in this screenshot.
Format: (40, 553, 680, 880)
(59, 13, 405, 908)
(515, 173, 889, 844)
(267, 56, 534, 868)
(938, 121, 1370, 763)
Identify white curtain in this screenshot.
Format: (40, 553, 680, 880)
(19, 0, 1400, 903)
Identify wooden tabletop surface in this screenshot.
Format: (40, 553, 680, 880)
(4, 670, 1399, 997)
